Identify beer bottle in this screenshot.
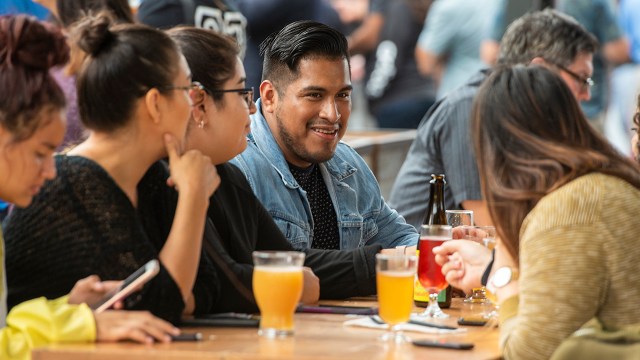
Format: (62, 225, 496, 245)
(414, 174, 452, 308)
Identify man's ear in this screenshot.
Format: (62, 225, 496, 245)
(530, 57, 547, 66)
(260, 80, 278, 113)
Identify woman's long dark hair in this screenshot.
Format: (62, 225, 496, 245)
(472, 65, 640, 261)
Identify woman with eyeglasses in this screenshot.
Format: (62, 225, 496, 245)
(165, 26, 388, 313)
(4, 12, 220, 324)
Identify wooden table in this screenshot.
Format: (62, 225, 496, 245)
(33, 298, 500, 360)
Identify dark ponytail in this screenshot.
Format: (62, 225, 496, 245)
(73, 12, 181, 132)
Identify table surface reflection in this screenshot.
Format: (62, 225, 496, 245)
(32, 298, 500, 360)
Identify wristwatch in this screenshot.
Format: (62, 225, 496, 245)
(490, 266, 519, 290)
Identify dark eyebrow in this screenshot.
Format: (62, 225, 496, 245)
(301, 85, 353, 92)
(43, 142, 57, 150)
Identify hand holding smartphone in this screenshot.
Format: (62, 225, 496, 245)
(91, 259, 160, 313)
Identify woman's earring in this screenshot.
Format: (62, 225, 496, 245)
(198, 120, 205, 129)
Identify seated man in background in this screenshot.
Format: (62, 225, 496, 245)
(389, 9, 598, 229)
(231, 20, 418, 252)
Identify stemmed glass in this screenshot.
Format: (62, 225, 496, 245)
(446, 210, 474, 303)
(460, 226, 496, 303)
(417, 224, 452, 319)
(376, 253, 417, 343)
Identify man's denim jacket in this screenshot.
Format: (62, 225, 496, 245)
(230, 101, 418, 250)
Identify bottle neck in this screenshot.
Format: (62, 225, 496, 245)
(424, 182, 447, 225)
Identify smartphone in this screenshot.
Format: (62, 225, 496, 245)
(92, 259, 160, 313)
(457, 317, 488, 326)
(412, 340, 474, 350)
(171, 332, 203, 342)
(181, 313, 260, 328)
(296, 305, 378, 315)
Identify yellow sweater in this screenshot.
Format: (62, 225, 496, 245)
(0, 230, 95, 360)
(499, 173, 640, 359)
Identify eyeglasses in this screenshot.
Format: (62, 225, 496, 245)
(158, 81, 205, 94)
(552, 62, 594, 90)
(206, 87, 254, 108)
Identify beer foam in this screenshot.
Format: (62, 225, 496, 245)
(255, 266, 302, 273)
(379, 270, 414, 277)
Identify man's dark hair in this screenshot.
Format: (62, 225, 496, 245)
(259, 20, 350, 91)
(498, 8, 598, 67)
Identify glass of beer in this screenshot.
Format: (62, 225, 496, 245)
(417, 224, 452, 318)
(252, 251, 305, 338)
(376, 253, 417, 343)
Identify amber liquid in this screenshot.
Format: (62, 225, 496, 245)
(376, 270, 414, 326)
(253, 266, 303, 332)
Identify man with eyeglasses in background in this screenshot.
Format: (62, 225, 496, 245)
(555, 0, 629, 135)
(389, 9, 598, 230)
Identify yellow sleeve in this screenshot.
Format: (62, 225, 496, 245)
(0, 296, 96, 360)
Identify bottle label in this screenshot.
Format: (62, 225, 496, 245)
(413, 250, 430, 302)
(437, 289, 446, 302)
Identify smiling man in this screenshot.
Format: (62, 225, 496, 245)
(231, 20, 418, 251)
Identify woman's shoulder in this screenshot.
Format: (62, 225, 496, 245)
(546, 173, 639, 206)
(523, 173, 640, 234)
(216, 162, 253, 193)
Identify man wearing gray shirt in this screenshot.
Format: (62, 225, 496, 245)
(390, 9, 598, 229)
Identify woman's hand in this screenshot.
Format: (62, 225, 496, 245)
(300, 267, 320, 304)
(164, 133, 220, 198)
(432, 239, 492, 293)
(68, 275, 122, 308)
(94, 310, 180, 344)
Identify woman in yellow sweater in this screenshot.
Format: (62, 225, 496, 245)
(0, 14, 179, 359)
(435, 64, 640, 359)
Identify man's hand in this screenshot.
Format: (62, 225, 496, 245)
(300, 267, 320, 304)
(380, 245, 417, 255)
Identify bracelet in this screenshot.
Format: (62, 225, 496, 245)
(481, 249, 496, 286)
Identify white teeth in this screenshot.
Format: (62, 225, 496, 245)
(313, 128, 337, 134)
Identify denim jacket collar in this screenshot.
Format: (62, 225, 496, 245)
(248, 99, 357, 188)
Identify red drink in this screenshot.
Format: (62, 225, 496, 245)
(417, 236, 448, 293)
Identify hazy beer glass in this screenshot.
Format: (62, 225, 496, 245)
(252, 251, 305, 338)
(376, 253, 418, 343)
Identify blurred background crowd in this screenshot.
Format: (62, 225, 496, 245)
(1, 0, 637, 154)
